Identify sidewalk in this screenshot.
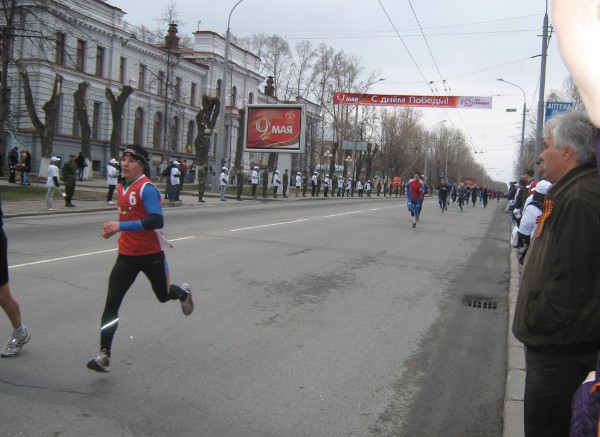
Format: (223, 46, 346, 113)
(1, 179, 337, 218)
(504, 249, 525, 437)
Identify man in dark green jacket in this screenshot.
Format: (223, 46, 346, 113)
(62, 154, 78, 207)
(512, 111, 600, 437)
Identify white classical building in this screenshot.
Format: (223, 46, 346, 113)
(1, 0, 264, 176)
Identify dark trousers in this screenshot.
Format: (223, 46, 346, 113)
(524, 347, 597, 437)
(65, 181, 76, 205)
(283, 183, 288, 197)
(100, 253, 186, 354)
(107, 185, 116, 203)
(262, 184, 267, 198)
(252, 184, 258, 197)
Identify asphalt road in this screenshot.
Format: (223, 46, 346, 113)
(1, 196, 510, 437)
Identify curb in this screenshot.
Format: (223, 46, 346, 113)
(503, 248, 524, 437)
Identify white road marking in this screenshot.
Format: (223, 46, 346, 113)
(9, 236, 196, 269)
(230, 219, 308, 232)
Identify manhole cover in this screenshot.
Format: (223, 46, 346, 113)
(463, 295, 498, 310)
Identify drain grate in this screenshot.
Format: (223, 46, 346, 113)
(463, 295, 498, 310)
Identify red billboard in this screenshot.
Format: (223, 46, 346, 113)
(333, 92, 492, 109)
(243, 104, 305, 153)
(463, 177, 477, 186)
(392, 176, 403, 188)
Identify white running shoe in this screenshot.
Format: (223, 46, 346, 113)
(180, 283, 194, 316)
(86, 349, 110, 372)
(1, 330, 30, 358)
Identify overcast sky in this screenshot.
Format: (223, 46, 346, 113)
(109, 0, 569, 183)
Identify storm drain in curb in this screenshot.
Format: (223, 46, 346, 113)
(463, 295, 498, 310)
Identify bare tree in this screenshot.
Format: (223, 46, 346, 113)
(194, 94, 220, 166)
(19, 66, 62, 158)
(73, 81, 91, 159)
(105, 85, 134, 159)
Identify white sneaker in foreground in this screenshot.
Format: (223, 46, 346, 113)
(181, 283, 194, 316)
(1, 331, 30, 358)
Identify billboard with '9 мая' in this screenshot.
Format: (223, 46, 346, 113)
(243, 104, 305, 153)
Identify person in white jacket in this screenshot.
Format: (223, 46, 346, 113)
(273, 169, 281, 198)
(46, 156, 61, 211)
(106, 158, 119, 205)
(251, 166, 259, 198)
(295, 172, 302, 197)
(219, 167, 228, 201)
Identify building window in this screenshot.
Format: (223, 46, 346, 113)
(157, 71, 165, 97)
(175, 77, 181, 102)
(171, 116, 179, 151)
(248, 92, 254, 104)
(231, 86, 237, 106)
(76, 39, 86, 72)
(138, 64, 146, 91)
(92, 102, 101, 139)
(96, 47, 106, 77)
(119, 57, 126, 84)
(133, 108, 144, 145)
(187, 120, 194, 148)
(95, 46, 105, 77)
(216, 79, 222, 98)
(55, 32, 66, 65)
(153, 112, 162, 148)
(190, 83, 197, 106)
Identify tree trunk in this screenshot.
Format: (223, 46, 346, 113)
(194, 94, 220, 166)
(106, 86, 133, 158)
(328, 141, 339, 178)
(20, 66, 62, 158)
(0, 0, 17, 164)
(234, 109, 245, 170)
(73, 81, 91, 159)
(267, 152, 277, 171)
(364, 143, 378, 182)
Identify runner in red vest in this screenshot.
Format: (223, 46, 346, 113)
(87, 145, 194, 373)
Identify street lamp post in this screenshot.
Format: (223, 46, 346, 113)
(322, 150, 332, 179)
(344, 155, 352, 177)
(214, 0, 245, 192)
(497, 78, 526, 169)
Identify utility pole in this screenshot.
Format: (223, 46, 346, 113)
(534, 4, 549, 179)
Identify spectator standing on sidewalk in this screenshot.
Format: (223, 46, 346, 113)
(106, 158, 119, 205)
(75, 151, 86, 181)
(46, 156, 61, 211)
(169, 161, 181, 202)
(273, 169, 281, 198)
(7, 147, 18, 183)
(251, 166, 259, 198)
(62, 154, 77, 207)
(295, 171, 302, 197)
(512, 111, 600, 437)
(220, 167, 228, 201)
(282, 169, 289, 198)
